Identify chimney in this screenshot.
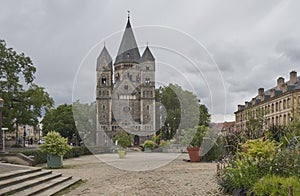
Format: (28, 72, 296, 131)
(282, 83, 287, 93)
(252, 98, 256, 106)
(245, 101, 249, 108)
(238, 105, 243, 111)
(258, 88, 265, 101)
(270, 88, 275, 97)
(277, 77, 285, 90)
(290, 71, 297, 85)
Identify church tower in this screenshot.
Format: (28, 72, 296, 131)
(96, 15, 156, 145)
(96, 46, 113, 136)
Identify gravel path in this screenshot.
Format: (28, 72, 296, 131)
(51, 153, 226, 196)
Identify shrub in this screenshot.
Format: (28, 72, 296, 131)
(40, 131, 72, 156)
(249, 175, 300, 196)
(202, 136, 225, 161)
(271, 147, 300, 179)
(219, 138, 279, 194)
(143, 140, 155, 150)
(158, 140, 169, 148)
(113, 130, 132, 149)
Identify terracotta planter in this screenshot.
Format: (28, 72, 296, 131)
(187, 147, 201, 162)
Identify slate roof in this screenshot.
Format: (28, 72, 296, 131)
(114, 18, 141, 65)
(246, 75, 300, 106)
(97, 46, 112, 70)
(140, 46, 155, 62)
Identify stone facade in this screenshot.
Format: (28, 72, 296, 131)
(235, 71, 300, 131)
(96, 17, 155, 145)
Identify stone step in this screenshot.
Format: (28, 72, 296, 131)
(0, 172, 62, 196)
(13, 175, 72, 196)
(0, 170, 51, 189)
(37, 177, 81, 196)
(0, 168, 41, 181)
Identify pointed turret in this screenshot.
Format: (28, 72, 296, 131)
(114, 17, 141, 65)
(97, 46, 112, 71)
(140, 46, 155, 62)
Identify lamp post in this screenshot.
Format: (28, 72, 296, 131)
(23, 125, 26, 147)
(0, 98, 4, 153)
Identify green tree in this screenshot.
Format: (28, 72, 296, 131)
(155, 84, 210, 140)
(0, 39, 53, 138)
(41, 104, 76, 141)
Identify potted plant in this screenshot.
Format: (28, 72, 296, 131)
(143, 140, 156, 152)
(181, 126, 207, 162)
(40, 131, 71, 168)
(159, 140, 169, 152)
(113, 130, 132, 158)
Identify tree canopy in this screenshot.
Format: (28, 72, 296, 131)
(155, 84, 210, 140)
(0, 39, 53, 131)
(41, 104, 76, 140)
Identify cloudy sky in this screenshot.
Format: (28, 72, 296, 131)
(1, 0, 300, 122)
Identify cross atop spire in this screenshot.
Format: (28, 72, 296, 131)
(127, 10, 130, 20)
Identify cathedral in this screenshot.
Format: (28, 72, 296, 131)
(96, 16, 156, 146)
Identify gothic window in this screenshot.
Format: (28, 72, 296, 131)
(145, 78, 150, 84)
(271, 103, 274, 113)
(136, 74, 140, 82)
(275, 102, 278, 112)
(116, 73, 120, 81)
(150, 91, 153, 97)
(143, 91, 145, 97)
(102, 77, 106, 85)
(129, 75, 132, 81)
(124, 85, 128, 90)
(146, 105, 149, 110)
(146, 66, 149, 70)
(99, 91, 101, 96)
(283, 99, 286, 109)
(102, 105, 106, 110)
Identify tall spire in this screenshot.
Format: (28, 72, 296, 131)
(97, 46, 112, 70)
(115, 13, 141, 65)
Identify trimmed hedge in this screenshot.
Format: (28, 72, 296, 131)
(18, 146, 92, 165)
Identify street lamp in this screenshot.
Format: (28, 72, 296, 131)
(0, 98, 4, 153)
(23, 125, 26, 147)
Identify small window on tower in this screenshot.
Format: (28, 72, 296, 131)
(102, 77, 106, 85)
(126, 52, 130, 59)
(146, 66, 149, 70)
(124, 85, 128, 90)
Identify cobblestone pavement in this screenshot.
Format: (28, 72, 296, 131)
(51, 153, 227, 196)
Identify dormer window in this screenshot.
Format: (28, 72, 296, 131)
(126, 52, 130, 59)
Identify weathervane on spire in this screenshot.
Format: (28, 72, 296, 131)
(127, 10, 130, 19)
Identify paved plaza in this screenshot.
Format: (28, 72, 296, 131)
(50, 152, 227, 196)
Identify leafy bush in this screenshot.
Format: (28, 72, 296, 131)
(158, 140, 169, 148)
(249, 175, 300, 196)
(202, 136, 225, 161)
(63, 146, 92, 159)
(219, 158, 266, 193)
(219, 138, 279, 193)
(21, 150, 47, 165)
(239, 138, 278, 160)
(40, 131, 72, 156)
(271, 147, 300, 179)
(113, 130, 132, 149)
(19, 146, 92, 165)
(143, 140, 156, 150)
(11, 144, 23, 148)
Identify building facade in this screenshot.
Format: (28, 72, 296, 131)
(235, 71, 300, 131)
(96, 16, 156, 145)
